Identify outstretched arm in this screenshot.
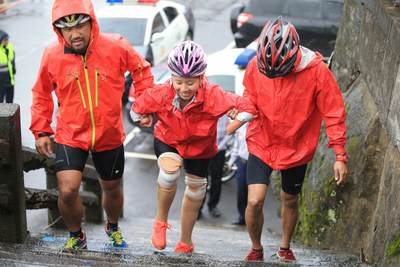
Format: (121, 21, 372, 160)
(226, 118, 246, 135)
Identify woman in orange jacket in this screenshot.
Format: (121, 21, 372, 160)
(227, 16, 348, 262)
(130, 41, 254, 253)
(30, 0, 154, 250)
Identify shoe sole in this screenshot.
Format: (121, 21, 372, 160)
(62, 244, 87, 252)
(151, 237, 166, 250)
(277, 254, 295, 261)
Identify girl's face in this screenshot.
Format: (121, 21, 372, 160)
(171, 75, 201, 101)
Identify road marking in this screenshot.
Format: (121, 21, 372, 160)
(124, 127, 157, 160)
(123, 127, 141, 146)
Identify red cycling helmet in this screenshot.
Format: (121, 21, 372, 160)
(257, 16, 300, 78)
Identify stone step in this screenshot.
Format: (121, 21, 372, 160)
(0, 217, 368, 266)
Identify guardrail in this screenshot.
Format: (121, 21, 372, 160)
(0, 104, 103, 243)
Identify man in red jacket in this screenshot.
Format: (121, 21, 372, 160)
(227, 16, 348, 262)
(30, 0, 153, 250)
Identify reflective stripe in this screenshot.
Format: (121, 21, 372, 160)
(0, 66, 8, 72)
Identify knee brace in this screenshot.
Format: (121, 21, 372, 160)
(184, 175, 207, 200)
(157, 152, 182, 189)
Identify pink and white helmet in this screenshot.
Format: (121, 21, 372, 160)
(167, 41, 207, 77)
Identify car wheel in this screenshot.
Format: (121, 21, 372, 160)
(221, 162, 237, 183)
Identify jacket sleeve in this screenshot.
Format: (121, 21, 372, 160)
(30, 49, 55, 140)
(123, 38, 154, 99)
(11, 50, 15, 75)
(209, 84, 256, 118)
(242, 59, 260, 110)
(131, 84, 165, 115)
(316, 64, 347, 156)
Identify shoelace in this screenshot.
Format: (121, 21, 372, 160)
(65, 236, 79, 248)
(155, 223, 171, 233)
(246, 250, 263, 260)
(109, 229, 124, 245)
(176, 243, 193, 252)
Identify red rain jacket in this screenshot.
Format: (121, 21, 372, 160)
(30, 0, 154, 151)
(132, 77, 255, 159)
(243, 47, 347, 170)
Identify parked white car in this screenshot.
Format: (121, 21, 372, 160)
(97, 0, 195, 66)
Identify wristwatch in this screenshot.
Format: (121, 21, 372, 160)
(38, 132, 51, 137)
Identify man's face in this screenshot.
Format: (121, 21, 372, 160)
(1, 37, 8, 46)
(60, 20, 92, 55)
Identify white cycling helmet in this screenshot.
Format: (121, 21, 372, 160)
(54, 14, 91, 28)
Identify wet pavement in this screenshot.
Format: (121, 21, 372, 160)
(0, 217, 371, 266)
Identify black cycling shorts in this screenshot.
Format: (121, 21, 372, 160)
(154, 137, 210, 178)
(54, 143, 125, 181)
(247, 153, 307, 195)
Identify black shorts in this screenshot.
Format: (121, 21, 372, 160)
(247, 153, 307, 195)
(54, 143, 125, 181)
(154, 138, 210, 178)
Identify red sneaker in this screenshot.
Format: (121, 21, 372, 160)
(244, 248, 264, 261)
(174, 240, 194, 253)
(151, 220, 171, 250)
(277, 248, 296, 261)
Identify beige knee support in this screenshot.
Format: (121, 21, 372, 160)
(184, 174, 207, 200)
(157, 152, 182, 189)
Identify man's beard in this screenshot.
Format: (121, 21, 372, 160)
(71, 38, 88, 55)
(71, 46, 87, 55)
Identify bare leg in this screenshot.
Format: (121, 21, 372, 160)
(57, 170, 84, 232)
(280, 190, 298, 248)
(180, 195, 203, 245)
(98, 178, 124, 224)
(155, 183, 177, 222)
(245, 184, 268, 250)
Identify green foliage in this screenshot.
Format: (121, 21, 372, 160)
(296, 170, 340, 246)
(387, 232, 400, 262)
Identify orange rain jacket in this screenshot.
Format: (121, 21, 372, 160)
(131, 77, 255, 159)
(30, 0, 154, 152)
(243, 47, 347, 170)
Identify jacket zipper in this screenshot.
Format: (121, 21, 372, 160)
(81, 55, 96, 150)
(75, 72, 87, 108)
(138, 63, 143, 77)
(95, 68, 99, 107)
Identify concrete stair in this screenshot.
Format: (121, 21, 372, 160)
(0, 217, 368, 266)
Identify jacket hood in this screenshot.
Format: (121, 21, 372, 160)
(51, 0, 99, 47)
(0, 30, 9, 43)
(294, 46, 323, 72)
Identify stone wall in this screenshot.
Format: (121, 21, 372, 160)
(296, 0, 400, 265)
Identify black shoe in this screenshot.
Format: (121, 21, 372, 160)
(232, 218, 246, 226)
(209, 207, 221, 217)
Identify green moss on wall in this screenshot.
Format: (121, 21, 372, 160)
(387, 232, 400, 263)
(296, 171, 340, 246)
(346, 134, 361, 155)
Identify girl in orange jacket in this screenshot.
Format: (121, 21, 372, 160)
(130, 41, 254, 253)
